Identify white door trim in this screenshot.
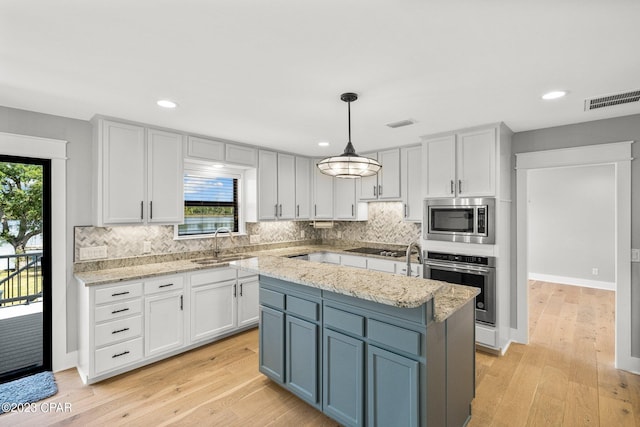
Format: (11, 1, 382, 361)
(0, 131, 73, 371)
(514, 140, 637, 373)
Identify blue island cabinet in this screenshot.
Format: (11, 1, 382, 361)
(258, 275, 475, 427)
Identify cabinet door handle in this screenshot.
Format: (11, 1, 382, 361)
(150, 201, 153, 219)
(279, 204, 282, 217)
(180, 295, 183, 310)
(296, 204, 300, 217)
(373, 185, 377, 197)
(112, 327, 130, 335)
(404, 204, 408, 218)
(274, 204, 278, 217)
(112, 350, 130, 359)
(140, 201, 144, 220)
(351, 204, 354, 216)
(450, 180, 454, 194)
(314, 205, 317, 216)
(159, 283, 173, 288)
(240, 283, 243, 297)
(111, 291, 130, 297)
(458, 179, 462, 193)
(111, 307, 129, 314)
(233, 284, 237, 298)
(378, 185, 382, 196)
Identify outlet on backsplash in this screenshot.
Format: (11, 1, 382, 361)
(79, 246, 107, 261)
(143, 241, 152, 253)
(300, 230, 305, 239)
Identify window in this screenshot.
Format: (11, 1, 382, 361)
(178, 174, 239, 236)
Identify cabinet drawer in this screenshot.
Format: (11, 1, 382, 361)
(324, 306, 364, 337)
(190, 268, 236, 286)
(368, 319, 421, 356)
(95, 282, 143, 305)
(95, 299, 143, 323)
(145, 275, 184, 294)
(95, 315, 143, 347)
(287, 295, 319, 322)
(260, 288, 285, 310)
(95, 337, 143, 375)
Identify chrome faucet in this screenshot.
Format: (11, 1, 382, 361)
(213, 227, 234, 259)
(405, 241, 422, 277)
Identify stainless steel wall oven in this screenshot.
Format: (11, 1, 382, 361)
(424, 251, 496, 325)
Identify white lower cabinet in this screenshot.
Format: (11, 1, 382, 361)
(77, 266, 259, 384)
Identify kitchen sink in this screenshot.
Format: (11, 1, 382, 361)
(192, 255, 252, 266)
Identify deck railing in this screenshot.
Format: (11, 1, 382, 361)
(0, 252, 43, 307)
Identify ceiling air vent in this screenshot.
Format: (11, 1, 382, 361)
(386, 119, 415, 128)
(584, 89, 640, 111)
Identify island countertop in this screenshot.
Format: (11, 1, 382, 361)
(229, 255, 479, 322)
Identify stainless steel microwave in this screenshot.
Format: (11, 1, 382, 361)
(424, 198, 495, 244)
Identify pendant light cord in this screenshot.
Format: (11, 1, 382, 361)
(347, 100, 351, 143)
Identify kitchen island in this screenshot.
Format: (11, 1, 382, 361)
(230, 255, 479, 427)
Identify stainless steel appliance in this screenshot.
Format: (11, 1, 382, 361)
(424, 251, 496, 325)
(424, 197, 495, 244)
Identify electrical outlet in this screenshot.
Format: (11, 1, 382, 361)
(143, 241, 152, 253)
(592, 268, 599, 276)
(300, 230, 305, 239)
(632, 249, 640, 263)
(79, 246, 107, 260)
(250, 234, 261, 244)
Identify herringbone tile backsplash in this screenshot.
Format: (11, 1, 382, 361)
(74, 202, 421, 262)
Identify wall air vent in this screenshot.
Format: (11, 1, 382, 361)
(584, 89, 640, 111)
(386, 119, 415, 128)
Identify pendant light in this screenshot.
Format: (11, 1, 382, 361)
(317, 92, 382, 178)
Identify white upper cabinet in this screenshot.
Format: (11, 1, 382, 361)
(147, 129, 184, 223)
(185, 136, 257, 167)
(295, 157, 311, 219)
(93, 119, 183, 226)
(334, 178, 357, 220)
(312, 159, 334, 219)
(422, 127, 496, 198)
(258, 151, 296, 220)
(400, 145, 422, 222)
(359, 149, 401, 201)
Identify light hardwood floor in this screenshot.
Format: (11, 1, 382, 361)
(2, 281, 638, 426)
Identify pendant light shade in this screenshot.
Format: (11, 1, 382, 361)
(317, 93, 381, 178)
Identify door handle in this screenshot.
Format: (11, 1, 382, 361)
(297, 205, 300, 217)
(140, 201, 144, 220)
(279, 204, 282, 217)
(373, 185, 377, 197)
(458, 179, 462, 193)
(180, 295, 183, 310)
(150, 201, 153, 219)
(450, 180, 454, 194)
(404, 204, 408, 218)
(240, 283, 243, 297)
(275, 204, 278, 217)
(378, 185, 382, 196)
(233, 284, 237, 298)
(351, 204, 354, 216)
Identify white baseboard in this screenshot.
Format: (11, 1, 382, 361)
(53, 350, 77, 373)
(528, 273, 615, 291)
(617, 354, 640, 375)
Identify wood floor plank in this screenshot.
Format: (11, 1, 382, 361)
(2, 282, 638, 427)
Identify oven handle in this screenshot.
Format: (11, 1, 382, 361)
(424, 260, 493, 275)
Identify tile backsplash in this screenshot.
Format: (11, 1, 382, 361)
(74, 202, 421, 263)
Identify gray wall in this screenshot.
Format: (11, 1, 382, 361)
(528, 164, 615, 284)
(0, 106, 93, 352)
(512, 113, 640, 357)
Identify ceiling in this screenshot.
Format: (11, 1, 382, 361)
(1, 1, 639, 157)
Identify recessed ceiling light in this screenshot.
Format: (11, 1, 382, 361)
(541, 91, 568, 100)
(157, 99, 178, 108)
(318, 141, 330, 147)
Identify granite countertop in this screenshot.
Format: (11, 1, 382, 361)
(74, 243, 477, 322)
(229, 255, 478, 322)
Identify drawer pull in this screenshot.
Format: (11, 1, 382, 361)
(159, 283, 174, 288)
(112, 291, 130, 297)
(112, 350, 130, 359)
(112, 327, 130, 334)
(111, 308, 130, 314)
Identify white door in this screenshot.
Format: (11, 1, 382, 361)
(147, 128, 184, 223)
(145, 291, 184, 357)
(334, 178, 356, 219)
(102, 120, 145, 223)
(277, 153, 296, 219)
(377, 149, 401, 199)
(456, 128, 496, 197)
(237, 277, 259, 327)
(258, 150, 278, 220)
(423, 135, 456, 198)
(190, 280, 237, 342)
(295, 156, 311, 219)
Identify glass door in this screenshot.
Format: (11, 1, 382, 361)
(0, 155, 51, 382)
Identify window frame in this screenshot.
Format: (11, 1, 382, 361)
(174, 164, 246, 240)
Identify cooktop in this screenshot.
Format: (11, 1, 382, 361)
(344, 247, 404, 258)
